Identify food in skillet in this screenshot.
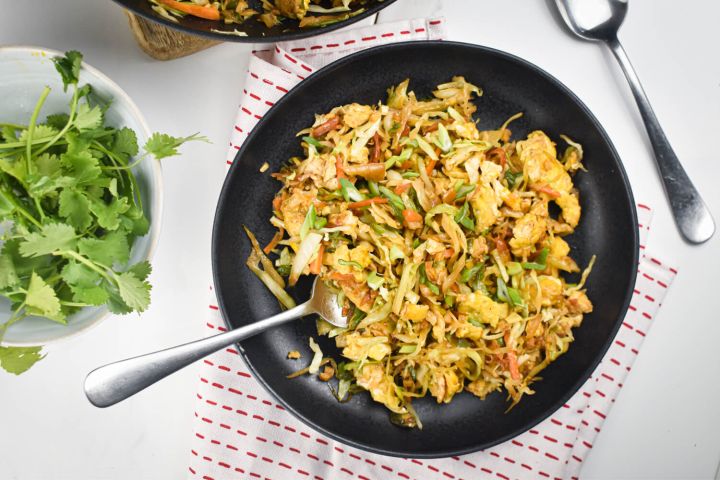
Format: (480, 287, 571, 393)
(245, 77, 594, 427)
(149, 0, 366, 29)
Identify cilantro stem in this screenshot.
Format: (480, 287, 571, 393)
(60, 301, 91, 308)
(0, 304, 27, 340)
(33, 84, 79, 158)
(25, 86, 52, 175)
(91, 140, 130, 192)
(0, 122, 26, 130)
(0, 189, 41, 227)
(56, 250, 115, 285)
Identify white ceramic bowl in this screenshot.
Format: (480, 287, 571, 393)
(0, 46, 163, 346)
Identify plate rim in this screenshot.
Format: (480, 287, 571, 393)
(211, 40, 639, 458)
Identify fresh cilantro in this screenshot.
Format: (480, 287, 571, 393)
(144, 132, 207, 160)
(19, 223, 77, 257)
(0, 255, 19, 289)
(116, 272, 151, 312)
(74, 103, 103, 132)
(78, 231, 130, 266)
(0, 346, 45, 375)
(52, 50, 82, 90)
(25, 272, 63, 322)
(0, 50, 203, 375)
(58, 189, 92, 231)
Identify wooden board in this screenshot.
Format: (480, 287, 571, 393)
(125, 11, 220, 60)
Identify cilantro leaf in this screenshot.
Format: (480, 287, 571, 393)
(106, 287, 133, 315)
(88, 197, 129, 231)
(34, 153, 62, 177)
(71, 285, 109, 306)
(19, 223, 76, 257)
(0, 254, 19, 289)
(77, 231, 129, 266)
(116, 271, 151, 312)
(119, 208, 150, 236)
(45, 113, 70, 130)
(25, 272, 63, 322)
(0, 346, 45, 375)
(127, 261, 152, 281)
(60, 150, 101, 185)
(52, 50, 83, 91)
(18, 125, 58, 144)
(1, 240, 48, 278)
(58, 189, 92, 231)
(61, 260, 102, 288)
(112, 127, 139, 162)
(1, 125, 17, 142)
(144, 132, 207, 160)
(74, 102, 103, 132)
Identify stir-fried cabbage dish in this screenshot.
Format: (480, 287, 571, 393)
(245, 77, 595, 428)
(149, 0, 366, 29)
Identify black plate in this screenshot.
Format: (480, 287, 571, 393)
(114, 0, 397, 43)
(212, 41, 639, 457)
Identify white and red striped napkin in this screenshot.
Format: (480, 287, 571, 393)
(189, 18, 677, 480)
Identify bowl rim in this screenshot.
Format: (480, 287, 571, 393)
(0, 45, 164, 347)
(212, 40, 639, 457)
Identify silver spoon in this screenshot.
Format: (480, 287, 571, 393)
(553, 0, 714, 244)
(84, 278, 346, 408)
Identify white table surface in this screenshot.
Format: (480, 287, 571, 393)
(1, 1, 719, 479)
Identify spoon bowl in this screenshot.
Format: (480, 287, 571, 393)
(554, 0, 627, 42)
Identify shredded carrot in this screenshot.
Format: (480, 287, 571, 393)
(402, 209, 423, 229)
(443, 248, 454, 258)
(272, 193, 284, 213)
(310, 244, 324, 274)
(156, 0, 220, 19)
(347, 197, 388, 209)
(536, 185, 561, 199)
(442, 188, 457, 204)
(312, 116, 340, 137)
(425, 159, 437, 176)
(507, 351, 521, 380)
(329, 271, 355, 282)
(399, 159, 414, 170)
(335, 155, 345, 180)
(371, 132, 382, 163)
(263, 227, 284, 254)
(423, 123, 439, 133)
(486, 147, 507, 167)
(394, 183, 411, 195)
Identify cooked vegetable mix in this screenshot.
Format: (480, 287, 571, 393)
(247, 77, 594, 426)
(149, 0, 366, 29)
(0, 51, 203, 375)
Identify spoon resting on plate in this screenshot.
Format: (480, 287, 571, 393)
(84, 278, 346, 408)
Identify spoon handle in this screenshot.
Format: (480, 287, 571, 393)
(606, 38, 714, 244)
(84, 301, 313, 408)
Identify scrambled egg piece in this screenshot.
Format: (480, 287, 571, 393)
(342, 103, 373, 129)
(429, 367, 462, 403)
(457, 292, 508, 328)
(356, 364, 406, 413)
(509, 213, 547, 255)
(280, 189, 316, 237)
(342, 333, 391, 362)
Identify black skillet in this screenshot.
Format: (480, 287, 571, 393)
(113, 0, 397, 43)
(212, 41, 639, 458)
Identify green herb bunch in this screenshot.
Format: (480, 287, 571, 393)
(0, 51, 204, 374)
